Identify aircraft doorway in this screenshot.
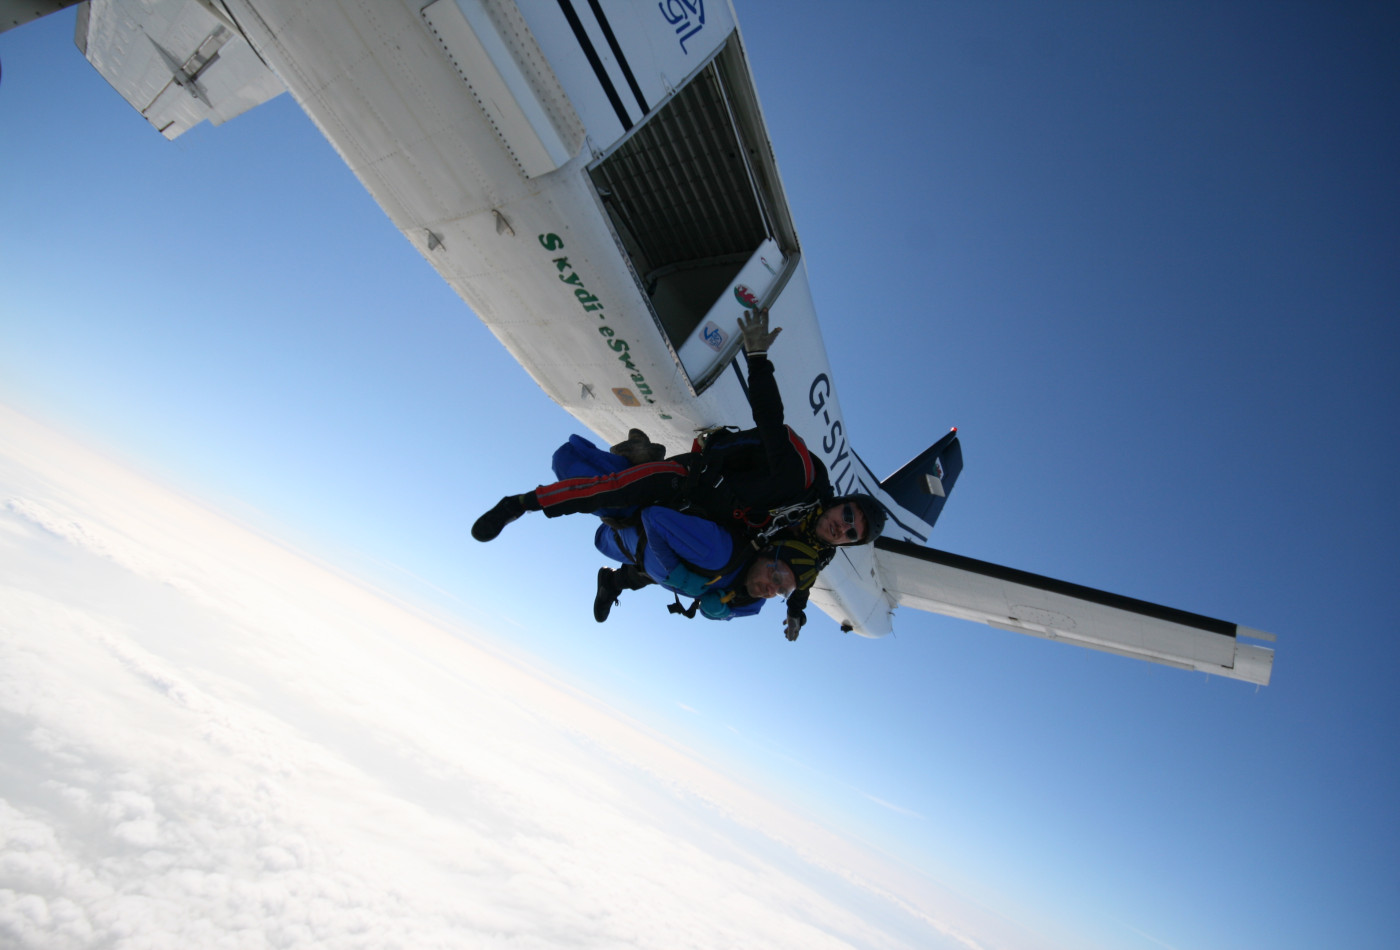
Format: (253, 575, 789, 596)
(588, 38, 799, 392)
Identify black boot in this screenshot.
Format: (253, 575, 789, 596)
(617, 563, 654, 591)
(594, 567, 625, 622)
(472, 495, 527, 541)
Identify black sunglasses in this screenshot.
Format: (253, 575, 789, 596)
(838, 503, 861, 543)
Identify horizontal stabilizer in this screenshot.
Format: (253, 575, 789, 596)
(78, 0, 286, 139)
(874, 538, 1274, 685)
(881, 429, 962, 527)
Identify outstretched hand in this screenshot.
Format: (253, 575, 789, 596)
(784, 612, 803, 641)
(738, 308, 782, 356)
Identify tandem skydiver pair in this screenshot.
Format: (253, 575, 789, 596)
(471, 309, 886, 636)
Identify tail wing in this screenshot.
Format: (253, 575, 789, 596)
(76, 0, 286, 140)
(880, 428, 962, 528)
(874, 537, 1275, 685)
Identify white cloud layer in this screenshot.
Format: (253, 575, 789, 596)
(0, 406, 982, 950)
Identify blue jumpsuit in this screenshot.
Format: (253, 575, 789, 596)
(553, 436, 762, 621)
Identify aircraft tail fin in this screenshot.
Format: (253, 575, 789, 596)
(880, 428, 962, 527)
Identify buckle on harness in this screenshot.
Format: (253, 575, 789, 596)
(667, 594, 700, 619)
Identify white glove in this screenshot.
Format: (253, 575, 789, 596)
(737, 308, 782, 356)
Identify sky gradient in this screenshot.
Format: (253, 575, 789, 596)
(3, 3, 1398, 948)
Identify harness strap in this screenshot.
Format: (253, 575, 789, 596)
(608, 521, 648, 574)
(785, 426, 816, 489)
(667, 594, 700, 619)
(751, 500, 823, 547)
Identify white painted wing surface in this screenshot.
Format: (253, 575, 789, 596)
(78, 0, 286, 139)
(874, 538, 1275, 685)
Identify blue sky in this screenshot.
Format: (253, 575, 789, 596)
(3, 3, 1398, 948)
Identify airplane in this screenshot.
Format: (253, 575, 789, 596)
(3, 0, 1274, 685)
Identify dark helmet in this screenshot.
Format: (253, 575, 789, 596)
(828, 493, 887, 544)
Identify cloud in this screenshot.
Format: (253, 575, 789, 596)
(0, 406, 978, 949)
(861, 793, 926, 820)
(1124, 924, 1185, 950)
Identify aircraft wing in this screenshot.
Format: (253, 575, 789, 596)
(874, 538, 1275, 685)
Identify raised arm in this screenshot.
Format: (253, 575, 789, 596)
(736, 308, 788, 441)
